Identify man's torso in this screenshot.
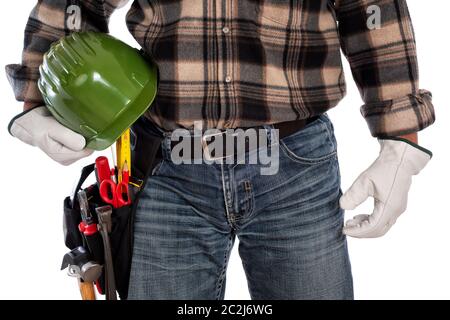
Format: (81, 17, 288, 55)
(125, 0, 345, 130)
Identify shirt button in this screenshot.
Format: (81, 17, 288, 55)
(225, 76, 232, 83)
(222, 27, 230, 34)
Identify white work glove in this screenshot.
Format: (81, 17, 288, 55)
(340, 138, 432, 238)
(8, 106, 93, 166)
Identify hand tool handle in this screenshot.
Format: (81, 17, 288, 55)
(96, 156, 112, 184)
(116, 182, 131, 207)
(97, 206, 117, 300)
(77, 190, 93, 223)
(100, 228, 117, 300)
(78, 279, 96, 300)
(99, 180, 118, 208)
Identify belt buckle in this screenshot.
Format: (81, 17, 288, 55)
(202, 130, 239, 162)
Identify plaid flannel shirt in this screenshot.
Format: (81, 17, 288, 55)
(6, 0, 435, 136)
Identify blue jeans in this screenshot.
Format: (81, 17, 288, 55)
(128, 115, 353, 300)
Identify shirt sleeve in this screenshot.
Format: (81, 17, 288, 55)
(335, 0, 435, 137)
(5, 0, 128, 104)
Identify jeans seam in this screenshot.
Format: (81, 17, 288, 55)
(238, 180, 255, 221)
(280, 141, 338, 164)
(215, 234, 233, 300)
(221, 164, 237, 229)
(151, 160, 165, 176)
(318, 115, 336, 150)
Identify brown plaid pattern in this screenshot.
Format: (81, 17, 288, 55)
(6, 0, 435, 136)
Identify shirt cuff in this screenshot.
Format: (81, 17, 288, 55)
(5, 64, 44, 104)
(360, 90, 435, 138)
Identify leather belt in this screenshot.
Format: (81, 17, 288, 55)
(169, 117, 318, 161)
(271, 117, 318, 140)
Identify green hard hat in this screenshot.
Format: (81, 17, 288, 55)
(38, 32, 158, 151)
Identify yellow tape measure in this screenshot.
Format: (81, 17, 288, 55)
(116, 128, 131, 183)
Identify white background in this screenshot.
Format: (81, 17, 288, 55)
(0, 1, 448, 300)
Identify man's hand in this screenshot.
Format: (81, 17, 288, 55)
(9, 105, 93, 166)
(340, 137, 431, 238)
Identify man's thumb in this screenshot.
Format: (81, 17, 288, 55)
(340, 175, 372, 210)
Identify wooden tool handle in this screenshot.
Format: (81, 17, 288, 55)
(78, 279, 96, 300)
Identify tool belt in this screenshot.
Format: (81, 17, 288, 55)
(62, 116, 163, 300)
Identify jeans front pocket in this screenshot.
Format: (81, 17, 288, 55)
(280, 115, 337, 165)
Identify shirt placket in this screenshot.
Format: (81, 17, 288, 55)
(216, 0, 235, 129)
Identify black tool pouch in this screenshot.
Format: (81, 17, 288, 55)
(62, 116, 163, 300)
(63, 164, 96, 250)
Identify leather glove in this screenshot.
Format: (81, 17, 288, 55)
(340, 138, 432, 238)
(8, 106, 94, 166)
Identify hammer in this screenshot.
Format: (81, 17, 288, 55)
(61, 246, 103, 300)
